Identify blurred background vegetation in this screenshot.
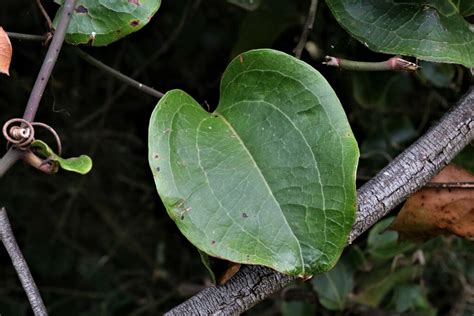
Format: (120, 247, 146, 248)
(0, 0, 473, 315)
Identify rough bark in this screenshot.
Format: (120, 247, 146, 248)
(166, 87, 474, 316)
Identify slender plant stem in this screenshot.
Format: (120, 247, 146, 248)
(6, 32, 48, 42)
(23, 0, 77, 122)
(0, 149, 23, 178)
(424, 182, 474, 189)
(0, 207, 47, 316)
(324, 55, 419, 72)
(294, 0, 318, 59)
(35, 0, 53, 31)
(72, 48, 164, 99)
(0, 0, 77, 177)
(74, 1, 193, 128)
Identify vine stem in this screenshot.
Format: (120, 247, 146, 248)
(5, 32, 166, 100)
(323, 55, 419, 72)
(72, 48, 164, 99)
(23, 0, 77, 122)
(0, 0, 77, 177)
(0, 207, 47, 316)
(35, 0, 53, 31)
(6, 32, 48, 42)
(294, 0, 318, 59)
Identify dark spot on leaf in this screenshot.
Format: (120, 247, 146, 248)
(75, 5, 88, 13)
(242, 212, 248, 218)
(154, 154, 159, 159)
(211, 240, 216, 245)
(128, 0, 140, 5)
(130, 20, 140, 27)
(156, 166, 160, 172)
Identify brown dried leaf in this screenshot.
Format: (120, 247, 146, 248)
(0, 27, 12, 75)
(217, 262, 241, 285)
(391, 165, 474, 241)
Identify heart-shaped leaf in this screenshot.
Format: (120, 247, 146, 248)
(326, 0, 474, 67)
(53, 0, 161, 46)
(148, 49, 358, 277)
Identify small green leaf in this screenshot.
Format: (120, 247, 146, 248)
(31, 139, 56, 157)
(52, 0, 161, 46)
(312, 260, 354, 310)
(353, 265, 420, 307)
(148, 49, 359, 277)
(367, 217, 415, 260)
(56, 155, 93, 175)
(326, 0, 474, 67)
(227, 0, 261, 11)
(31, 140, 93, 175)
(390, 284, 435, 314)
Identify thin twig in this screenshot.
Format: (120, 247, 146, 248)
(294, 0, 318, 59)
(0, 207, 47, 315)
(74, 1, 193, 129)
(35, 0, 53, 31)
(72, 48, 164, 99)
(6, 32, 48, 42)
(23, 0, 77, 122)
(323, 55, 419, 72)
(424, 182, 474, 189)
(0, 0, 77, 177)
(0, 149, 23, 177)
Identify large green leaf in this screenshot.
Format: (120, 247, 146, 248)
(148, 49, 358, 277)
(52, 0, 161, 46)
(325, 0, 474, 67)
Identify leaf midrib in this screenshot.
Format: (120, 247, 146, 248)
(214, 111, 305, 274)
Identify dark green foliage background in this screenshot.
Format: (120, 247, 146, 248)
(0, 0, 472, 315)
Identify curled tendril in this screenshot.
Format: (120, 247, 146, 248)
(2, 118, 62, 155)
(2, 118, 35, 149)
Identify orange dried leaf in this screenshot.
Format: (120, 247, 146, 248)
(391, 164, 474, 240)
(0, 27, 12, 75)
(217, 262, 241, 285)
